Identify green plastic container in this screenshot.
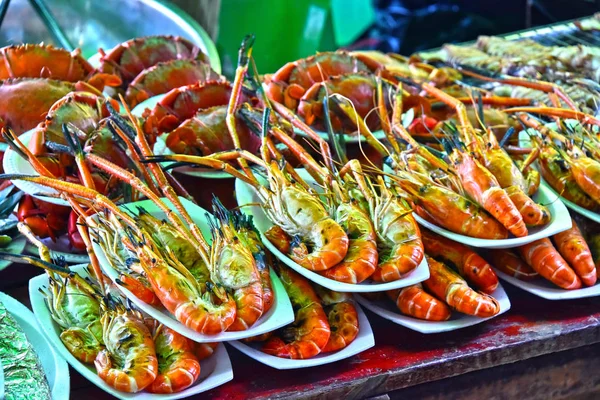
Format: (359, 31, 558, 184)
(217, 0, 374, 76)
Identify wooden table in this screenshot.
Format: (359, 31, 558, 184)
(3, 176, 600, 399)
(3, 262, 600, 400)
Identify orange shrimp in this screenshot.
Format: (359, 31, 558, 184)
(265, 225, 292, 254)
(145, 319, 201, 394)
(387, 284, 451, 321)
(132, 238, 237, 334)
(423, 257, 500, 318)
(194, 342, 218, 361)
(321, 202, 378, 283)
(446, 144, 527, 237)
(211, 198, 264, 331)
(344, 161, 423, 281)
(226, 204, 275, 313)
(486, 249, 538, 281)
(313, 287, 359, 353)
(538, 145, 598, 211)
(421, 82, 527, 237)
(551, 219, 597, 286)
(95, 307, 158, 393)
(262, 266, 330, 359)
(560, 151, 600, 206)
(467, 127, 549, 226)
(391, 171, 509, 240)
(422, 230, 498, 293)
(517, 238, 582, 289)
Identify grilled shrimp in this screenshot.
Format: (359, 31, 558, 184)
(211, 198, 264, 331)
(313, 287, 359, 352)
(423, 257, 501, 318)
(422, 229, 498, 293)
(551, 218, 597, 286)
(486, 249, 538, 281)
(517, 238, 582, 289)
(145, 319, 201, 394)
(95, 306, 158, 393)
(262, 266, 330, 359)
(387, 284, 451, 321)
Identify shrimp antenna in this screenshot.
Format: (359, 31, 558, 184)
(499, 127, 516, 148)
(322, 94, 346, 167)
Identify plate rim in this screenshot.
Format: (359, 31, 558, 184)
(235, 177, 432, 292)
(28, 264, 234, 400)
(89, 197, 294, 342)
(227, 301, 375, 369)
(353, 281, 511, 333)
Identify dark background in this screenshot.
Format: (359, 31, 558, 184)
(362, 0, 600, 53)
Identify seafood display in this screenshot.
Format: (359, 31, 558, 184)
(432, 37, 600, 112)
(244, 264, 360, 360)
(2, 18, 600, 397)
(1, 233, 221, 395)
(487, 213, 599, 289)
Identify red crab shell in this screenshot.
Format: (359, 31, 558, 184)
(31, 92, 117, 156)
(0, 78, 75, 135)
(99, 35, 210, 88)
(143, 81, 250, 139)
(0, 44, 120, 91)
(125, 59, 222, 107)
(297, 72, 394, 133)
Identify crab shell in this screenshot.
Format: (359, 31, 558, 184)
(297, 72, 394, 133)
(99, 35, 210, 88)
(0, 78, 75, 135)
(125, 59, 222, 107)
(31, 92, 117, 156)
(143, 80, 249, 139)
(265, 51, 397, 111)
(0, 44, 120, 91)
(143, 81, 260, 156)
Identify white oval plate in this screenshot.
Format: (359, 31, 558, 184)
(29, 264, 233, 400)
(90, 197, 294, 343)
(539, 180, 600, 224)
(228, 301, 374, 369)
(354, 282, 511, 334)
(0, 235, 27, 271)
(2, 129, 69, 206)
(0, 291, 70, 400)
(412, 184, 571, 249)
(518, 125, 600, 223)
(383, 162, 571, 249)
(234, 171, 430, 292)
(132, 94, 236, 179)
(494, 268, 600, 300)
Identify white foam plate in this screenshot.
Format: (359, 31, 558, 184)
(518, 125, 600, 223)
(228, 301, 374, 369)
(0, 291, 70, 400)
(131, 94, 237, 179)
(90, 197, 294, 343)
(413, 184, 571, 249)
(494, 268, 600, 300)
(234, 169, 430, 292)
(2, 129, 70, 206)
(0, 235, 27, 271)
(29, 264, 233, 399)
(383, 163, 571, 248)
(354, 282, 511, 334)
